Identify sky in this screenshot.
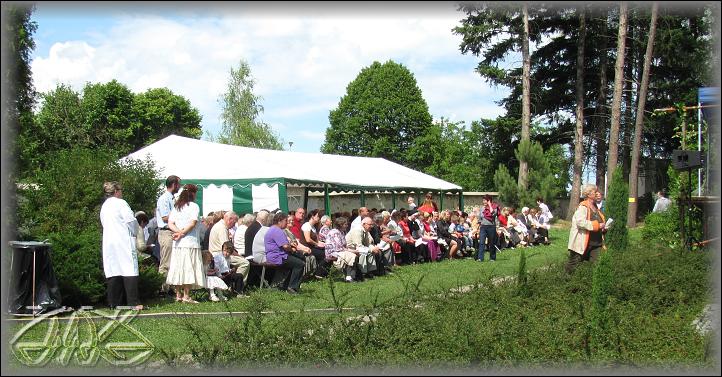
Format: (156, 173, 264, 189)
(29, 1, 511, 154)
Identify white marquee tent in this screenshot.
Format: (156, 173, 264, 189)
(123, 135, 463, 214)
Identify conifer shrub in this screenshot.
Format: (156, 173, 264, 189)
(605, 168, 628, 251)
(494, 140, 562, 209)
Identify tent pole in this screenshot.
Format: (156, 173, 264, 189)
(391, 191, 396, 210)
(416, 192, 421, 207)
(303, 187, 309, 210)
(439, 191, 444, 211)
(360, 191, 366, 207)
(324, 184, 331, 216)
(279, 180, 289, 213)
(459, 190, 465, 211)
(196, 184, 204, 215)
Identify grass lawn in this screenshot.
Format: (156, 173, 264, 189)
(6, 224, 716, 372)
(137, 226, 571, 313)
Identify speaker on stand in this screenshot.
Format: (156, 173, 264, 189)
(671, 150, 704, 252)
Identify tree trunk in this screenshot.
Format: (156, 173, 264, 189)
(568, 7, 587, 220)
(621, 13, 636, 183)
(518, 2, 531, 190)
(606, 1, 628, 192)
(595, 13, 610, 194)
(627, 2, 658, 228)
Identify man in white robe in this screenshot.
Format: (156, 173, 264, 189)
(100, 181, 142, 310)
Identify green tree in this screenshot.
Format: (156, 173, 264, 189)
(454, 3, 534, 188)
(454, 3, 714, 190)
(3, 3, 37, 179)
(628, 2, 659, 227)
(29, 85, 85, 172)
(213, 59, 283, 150)
(494, 140, 564, 209)
(131, 87, 203, 150)
(28, 82, 202, 167)
(322, 60, 433, 170)
(81, 79, 136, 154)
(407, 118, 488, 191)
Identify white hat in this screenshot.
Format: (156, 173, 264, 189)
(521, 207, 529, 214)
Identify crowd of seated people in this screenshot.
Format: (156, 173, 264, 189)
(164, 195, 554, 299)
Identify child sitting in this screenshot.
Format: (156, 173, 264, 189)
(220, 241, 246, 297)
(201, 250, 229, 302)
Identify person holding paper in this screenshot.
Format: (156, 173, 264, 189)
(565, 184, 607, 274)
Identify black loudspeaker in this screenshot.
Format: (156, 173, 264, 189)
(672, 150, 703, 170)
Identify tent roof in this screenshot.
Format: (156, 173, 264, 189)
(122, 135, 462, 192)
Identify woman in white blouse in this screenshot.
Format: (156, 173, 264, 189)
(166, 184, 206, 303)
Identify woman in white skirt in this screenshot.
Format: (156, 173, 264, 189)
(167, 184, 206, 303)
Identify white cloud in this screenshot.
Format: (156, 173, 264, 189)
(32, 41, 96, 93)
(298, 131, 326, 142)
(269, 101, 337, 119)
(31, 4, 509, 151)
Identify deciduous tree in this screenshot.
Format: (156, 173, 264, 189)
(322, 60, 432, 170)
(213, 59, 283, 150)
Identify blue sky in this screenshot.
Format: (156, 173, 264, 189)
(30, 2, 511, 154)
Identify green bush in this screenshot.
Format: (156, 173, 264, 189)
(605, 168, 628, 251)
(47, 231, 105, 307)
(158, 238, 710, 368)
(642, 205, 680, 249)
(16, 147, 161, 306)
(590, 249, 614, 357)
(138, 264, 165, 301)
(516, 248, 529, 297)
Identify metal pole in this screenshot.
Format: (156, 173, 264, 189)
(688, 169, 693, 250)
(698, 103, 702, 196)
(458, 190, 465, 211)
(439, 191, 444, 210)
(360, 191, 366, 207)
(391, 191, 396, 210)
(324, 184, 331, 216)
(303, 187, 309, 210)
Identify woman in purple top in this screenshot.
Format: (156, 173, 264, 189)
(264, 212, 305, 294)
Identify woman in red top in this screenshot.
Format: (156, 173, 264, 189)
(496, 207, 511, 249)
(397, 210, 417, 264)
(420, 212, 440, 262)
